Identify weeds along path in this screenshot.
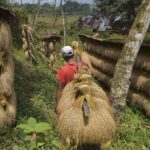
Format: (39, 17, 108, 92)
(0, 49, 60, 149)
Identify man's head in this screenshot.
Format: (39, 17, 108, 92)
(61, 46, 74, 61)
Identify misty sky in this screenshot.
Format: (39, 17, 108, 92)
(14, 0, 94, 4)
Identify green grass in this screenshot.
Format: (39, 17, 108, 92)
(33, 15, 79, 26)
(111, 107, 150, 150)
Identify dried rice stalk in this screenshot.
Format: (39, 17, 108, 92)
(131, 72, 150, 97)
(42, 41, 46, 47)
(89, 54, 115, 76)
(0, 51, 7, 75)
(49, 51, 56, 66)
(22, 29, 25, 37)
(22, 37, 26, 43)
(83, 42, 88, 51)
(22, 41, 28, 50)
(0, 20, 12, 52)
(72, 41, 79, 50)
(58, 71, 116, 145)
(24, 50, 30, 60)
(91, 67, 112, 89)
(40, 47, 47, 56)
(48, 42, 54, 50)
(135, 55, 150, 72)
(85, 43, 120, 62)
(0, 54, 14, 96)
(72, 41, 80, 56)
(0, 88, 16, 127)
(128, 91, 150, 116)
(80, 51, 92, 69)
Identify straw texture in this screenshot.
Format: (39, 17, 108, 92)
(58, 71, 116, 145)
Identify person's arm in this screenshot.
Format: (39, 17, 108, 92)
(55, 81, 65, 115)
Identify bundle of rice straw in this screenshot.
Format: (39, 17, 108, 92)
(0, 20, 12, 52)
(49, 51, 56, 66)
(0, 19, 16, 127)
(0, 88, 16, 127)
(58, 69, 116, 145)
(72, 41, 79, 55)
(0, 54, 14, 96)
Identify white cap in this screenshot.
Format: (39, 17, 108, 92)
(61, 46, 73, 57)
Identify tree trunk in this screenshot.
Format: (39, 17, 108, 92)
(110, 0, 150, 122)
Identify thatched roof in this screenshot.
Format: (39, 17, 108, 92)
(0, 6, 19, 26)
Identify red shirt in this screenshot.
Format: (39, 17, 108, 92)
(56, 62, 78, 84)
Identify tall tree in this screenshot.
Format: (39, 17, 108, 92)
(94, 0, 142, 21)
(110, 0, 150, 122)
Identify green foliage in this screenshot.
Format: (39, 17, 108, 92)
(0, 0, 7, 6)
(94, 0, 142, 21)
(11, 7, 28, 49)
(67, 24, 79, 36)
(13, 7, 28, 24)
(22, 4, 37, 15)
(12, 27, 22, 49)
(111, 106, 150, 150)
(63, 1, 91, 15)
(17, 117, 51, 149)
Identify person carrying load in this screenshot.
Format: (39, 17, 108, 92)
(55, 46, 89, 115)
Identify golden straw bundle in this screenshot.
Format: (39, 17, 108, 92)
(49, 51, 56, 66)
(0, 88, 16, 127)
(71, 41, 92, 71)
(128, 91, 150, 116)
(0, 20, 12, 52)
(0, 19, 16, 127)
(91, 67, 112, 89)
(58, 70, 116, 145)
(89, 54, 115, 76)
(131, 72, 150, 97)
(72, 41, 80, 56)
(48, 42, 54, 50)
(86, 43, 120, 62)
(135, 55, 150, 72)
(80, 51, 92, 69)
(24, 50, 30, 60)
(22, 40, 28, 50)
(0, 54, 14, 96)
(72, 41, 79, 50)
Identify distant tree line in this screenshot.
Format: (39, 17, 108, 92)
(94, 0, 142, 22)
(0, 0, 9, 6)
(11, 1, 93, 16)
